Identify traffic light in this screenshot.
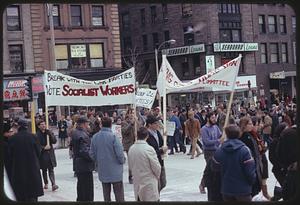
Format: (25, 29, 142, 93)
(24, 76, 33, 101)
(247, 80, 251, 89)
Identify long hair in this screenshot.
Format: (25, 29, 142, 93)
(239, 116, 252, 136)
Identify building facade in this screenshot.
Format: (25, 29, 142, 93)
(3, 3, 123, 116)
(119, 3, 296, 108)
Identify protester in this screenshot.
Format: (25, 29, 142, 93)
(57, 115, 68, 148)
(128, 127, 161, 201)
(146, 115, 168, 192)
(214, 125, 256, 202)
(36, 120, 59, 192)
(89, 117, 126, 202)
(121, 109, 137, 184)
(239, 117, 263, 198)
(199, 112, 222, 194)
(276, 125, 298, 200)
(8, 118, 44, 201)
(168, 109, 186, 154)
(70, 116, 94, 201)
(269, 122, 289, 187)
(262, 110, 272, 148)
(185, 111, 202, 159)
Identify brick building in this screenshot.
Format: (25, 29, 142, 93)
(3, 3, 123, 115)
(119, 3, 296, 107)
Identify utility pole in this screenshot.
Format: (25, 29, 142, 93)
(48, 4, 61, 121)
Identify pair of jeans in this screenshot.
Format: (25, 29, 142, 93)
(77, 172, 94, 201)
(102, 181, 124, 202)
(42, 167, 55, 186)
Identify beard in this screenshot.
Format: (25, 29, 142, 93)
(209, 118, 216, 125)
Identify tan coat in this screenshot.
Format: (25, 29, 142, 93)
(128, 140, 161, 201)
(185, 119, 201, 139)
(263, 115, 272, 134)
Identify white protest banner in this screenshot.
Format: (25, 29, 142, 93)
(166, 120, 176, 136)
(136, 88, 157, 109)
(157, 55, 242, 95)
(44, 67, 136, 106)
(112, 124, 122, 143)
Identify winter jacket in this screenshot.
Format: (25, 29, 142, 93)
(36, 129, 57, 169)
(8, 128, 44, 200)
(128, 140, 161, 201)
(214, 139, 256, 196)
(201, 125, 222, 151)
(185, 119, 200, 139)
(71, 127, 94, 173)
(90, 127, 125, 183)
(121, 119, 136, 152)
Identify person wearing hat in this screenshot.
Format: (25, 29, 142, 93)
(36, 120, 59, 191)
(7, 118, 44, 201)
(70, 116, 94, 201)
(146, 115, 168, 192)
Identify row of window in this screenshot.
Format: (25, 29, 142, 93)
(8, 43, 105, 72)
(259, 15, 296, 34)
(260, 43, 289, 64)
(122, 4, 196, 30)
(6, 4, 104, 31)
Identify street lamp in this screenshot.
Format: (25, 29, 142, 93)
(155, 39, 176, 110)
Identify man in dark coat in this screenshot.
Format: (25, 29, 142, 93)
(8, 118, 44, 201)
(71, 116, 94, 201)
(57, 115, 68, 148)
(36, 120, 59, 191)
(145, 115, 168, 192)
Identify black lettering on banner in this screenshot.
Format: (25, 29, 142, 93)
(46, 85, 61, 95)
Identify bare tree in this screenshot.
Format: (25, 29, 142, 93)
(122, 46, 146, 83)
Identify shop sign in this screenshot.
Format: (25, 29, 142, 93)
(270, 71, 285, 79)
(214, 43, 258, 52)
(190, 44, 205, 54)
(162, 46, 189, 57)
(3, 79, 28, 102)
(32, 76, 44, 93)
(244, 43, 258, 51)
(205, 55, 215, 73)
(70, 45, 86, 58)
(162, 44, 205, 57)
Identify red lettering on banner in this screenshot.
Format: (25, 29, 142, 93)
(205, 79, 229, 86)
(100, 84, 134, 96)
(62, 85, 99, 96)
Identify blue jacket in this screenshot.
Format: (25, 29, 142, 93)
(89, 127, 125, 183)
(201, 125, 222, 151)
(213, 139, 256, 196)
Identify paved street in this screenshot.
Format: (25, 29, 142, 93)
(38, 143, 277, 202)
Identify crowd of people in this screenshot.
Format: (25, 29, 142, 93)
(3, 99, 298, 202)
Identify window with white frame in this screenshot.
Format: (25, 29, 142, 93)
(182, 4, 192, 16)
(55, 45, 68, 69)
(270, 43, 279, 63)
(52, 5, 61, 27)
